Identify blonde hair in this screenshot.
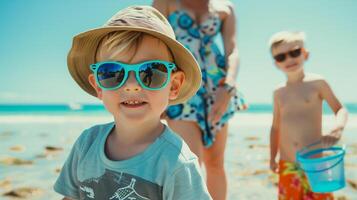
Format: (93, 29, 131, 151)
(269, 31, 306, 51)
(96, 31, 144, 61)
(96, 31, 175, 65)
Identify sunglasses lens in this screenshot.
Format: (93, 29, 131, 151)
(97, 63, 125, 88)
(274, 54, 286, 62)
(289, 48, 302, 58)
(139, 62, 169, 89)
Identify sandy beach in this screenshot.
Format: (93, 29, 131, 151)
(1, 113, 356, 199)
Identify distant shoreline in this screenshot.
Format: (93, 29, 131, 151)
(0, 103, 356, 115)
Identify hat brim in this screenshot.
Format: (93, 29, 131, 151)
(68, 26, 201, 105)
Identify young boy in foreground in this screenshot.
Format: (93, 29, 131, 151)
(54, 5, 212, 200)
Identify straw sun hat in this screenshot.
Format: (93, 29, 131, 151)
(67, 5, 201, 105)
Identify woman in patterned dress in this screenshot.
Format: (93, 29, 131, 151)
(153, 1, 247, 199)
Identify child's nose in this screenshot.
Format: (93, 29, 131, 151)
(285, 55, 294, 63)
(123, 72, 142, 92)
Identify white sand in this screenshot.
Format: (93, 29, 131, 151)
(0, 113, 356, 199)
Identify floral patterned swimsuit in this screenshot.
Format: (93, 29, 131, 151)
(278, 160, 334, 200)
(166, 6, 247, 148)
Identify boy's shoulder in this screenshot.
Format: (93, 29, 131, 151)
(274, 73, 327, 94)
(273, 82, 287, 98)
(303, 73, 331, 90)
(158, 126, 198, 165)
(273, 83, 286, 93)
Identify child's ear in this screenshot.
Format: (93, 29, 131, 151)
(169, 71, 185, 100)
(88, 74, 103, 99)
(304, 50, 310, 60)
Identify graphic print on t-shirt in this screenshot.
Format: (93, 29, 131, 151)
(79, 169, 163, 200)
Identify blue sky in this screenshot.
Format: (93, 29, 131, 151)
(0, 0, 356, 104)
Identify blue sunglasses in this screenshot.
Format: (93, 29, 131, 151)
(90, 60, 177, 91)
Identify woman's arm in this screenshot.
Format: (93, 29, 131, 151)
(221, 2, 239, 86)
(152, 0, 169, 17)
(209, 2, 240, 124)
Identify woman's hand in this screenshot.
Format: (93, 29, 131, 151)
(208, 87, 231, 125)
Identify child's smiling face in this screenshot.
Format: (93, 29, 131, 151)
(272, 41, 309, 74)
(89, 34, 184, 123)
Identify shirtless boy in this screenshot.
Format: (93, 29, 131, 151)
(269, 31, 348, 199)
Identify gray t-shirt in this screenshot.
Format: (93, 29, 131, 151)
(54, 122, 212, 200)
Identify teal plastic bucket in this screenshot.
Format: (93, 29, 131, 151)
(296, 143, 346, 193)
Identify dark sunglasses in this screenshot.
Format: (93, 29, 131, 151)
(90, 60, 177, 91)
(273, 48, 302, 63)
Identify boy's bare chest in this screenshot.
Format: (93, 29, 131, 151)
(279, 84, 321, 112)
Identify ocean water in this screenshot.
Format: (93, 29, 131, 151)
(0, 103, 357, 115)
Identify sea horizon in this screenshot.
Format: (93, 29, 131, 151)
(0, 102, 356, 115)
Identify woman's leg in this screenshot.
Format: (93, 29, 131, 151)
(203, 124, 228, 200)
(166, 119, 204, 164)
